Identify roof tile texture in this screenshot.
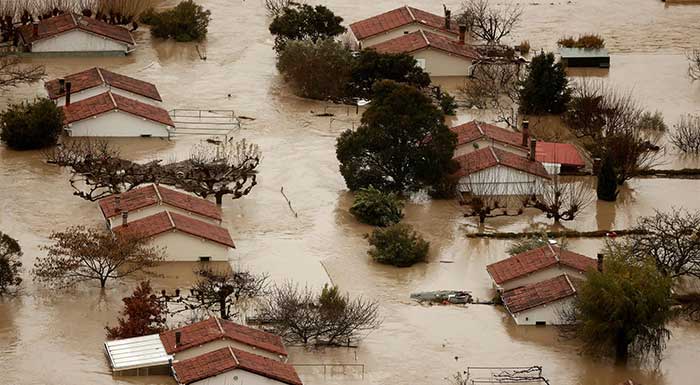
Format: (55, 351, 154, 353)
(350, 6, 459, 40)
(98, 185, 222, 221)
(372, 30, 478, 59)
(501, 274, 576, 313)
(45, 67, 162, 102)
(19, 13, 134, 45)
(453, 147, 550, 179)
(112, 211, 234, 248)
(62, 91, 173, 126)
(487, 245, 597, 285)
(451, 120, 526, 148)
(536, 141, 585, 167)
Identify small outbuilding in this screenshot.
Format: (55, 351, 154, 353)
(559, 47, 610, 68)
(45, 67, 162, 106)
(61, 91, 174, 137)
(17, 13, 135, 55)
(501, 274, 579, 326)
(535, 141, 586, 174)
(104, 333, 173, 376)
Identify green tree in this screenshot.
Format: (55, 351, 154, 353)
(597, 155, 618, 201)
(147, 0, 211, 42)
(366, 224, 429, 267)
(350, 186, 404, 227)
(562, 249, 674, 363)
(268, 4, 345, 52)
(348, 50, 431, 99)
(336, 80, 457, 192)
(106, 281, 167, 340)
(0, 231, 22, 295)
(276, 39, 353, 100)
(518, 52, 571, 115)
(1, 98, 63, 150)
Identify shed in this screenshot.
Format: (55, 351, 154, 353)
(535, 141, 586, 174)
(104, 334, 173, 376)
(559, 47, 610, 68)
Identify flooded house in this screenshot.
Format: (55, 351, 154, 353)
(61, 91, 174, 137)
(45, 68, 163, 106)
(112, 211, 234, 262)
(500, 274, 580, 326)
(535, 141, 586, 175)
(450, 120, 530, 158)
(559, 47, 610, 68)
(16, 13, 135, 55)
(98, 185, 223, 229)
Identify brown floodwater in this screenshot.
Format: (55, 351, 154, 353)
(2, 1, 700, 384)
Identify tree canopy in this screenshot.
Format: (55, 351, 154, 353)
(366, 224, 429, 267)
(348, 50, 431, 99)
(336, 80, 457, 192)
(268, 4, 345, 52)
(106, 281, 167, 340)
(518, 52, 571, 115)
(0, 57, 45, 91)
(0, 231, 22, 295)
(144, 0, 211, 42)
(1, 98, 63, 151)
(350, 186, 404, 227)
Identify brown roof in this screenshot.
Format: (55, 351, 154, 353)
(501, 274, 577, 313)
(487, 245, 597, 285)
(453, 147, 550, 179)
(160, 317, 287, 356)
(372, 30, 479, 60)
(451, 120, 526, 148)
(350, 6, 459, 41)
(98, 185, 222, 221)
(62, 91, 174, 127)
(173, 346, 302, 385)
(45, 67, 162, 102)
(112, 211, 235, 248)
(536, 141, 585, 168)
(18, 13, 134, 46)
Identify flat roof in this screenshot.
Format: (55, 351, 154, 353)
(559, 47, 609, 58)
(104, 334, 172, 371)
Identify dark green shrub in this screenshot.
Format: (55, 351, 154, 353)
(0, 98, 63, 150)
(558, 34, 605, 49)
(268, 4, 345, 53)
(139, 8, 158, 25)
(350, 186, 404, 227)
(517, 40, 531, 55)
(348, 50, 430, 99)
(438, 92, 458, 115)
(365, 224, 429, 267)
(518, 52, 571, 115)
(0, 231, 22, 295)
(638, 111, 667, 131)
(148, 1, 211, 42)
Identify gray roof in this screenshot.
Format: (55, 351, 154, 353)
(559, 47, 609, 58)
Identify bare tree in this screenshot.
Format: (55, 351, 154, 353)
(34, 226, 163, 288)
(521, 178, 594, 222)
(0, 57, 45, 91)
(459, 170, 526, 224)
(460, 61, 524, 128)
(458, 0, 523, 44)
(264, 0, 300, 17)
(671, 115, 700, 154)
(163, 266, 269, 320)
(689, 49, 700, 80)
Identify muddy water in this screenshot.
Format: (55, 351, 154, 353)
(2, 0, 700, 384)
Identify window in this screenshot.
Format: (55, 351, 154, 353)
(535, 321, 546, 326)
(199, 256, 211, 262)
(415, 58, 426, 69)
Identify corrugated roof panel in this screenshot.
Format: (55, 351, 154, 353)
(104, 334, 172, 371)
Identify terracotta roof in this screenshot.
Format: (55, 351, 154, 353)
(112, 211, 235, 248)
(98, 185, 222, 221)
(501, 274, 577, 313)
(371, 30, 479, 60)
(62, 91, 174, 127)
(487, 245, 597, 285)
(18, 13, 135, 46)
(173, 347, 302, 385)
(536, 141, 585, 168)
(453, 147, 550, 179)
(160, 317, 287, 356)
(451, 120, 526, 148)
(45, 67, 162, 102)
(350, 6, 459, 41)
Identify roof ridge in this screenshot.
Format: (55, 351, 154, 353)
(475, 121, 485, 136)
(405, 5, 416, 21)
(96, 67, 106, 85)
(165, 211, 175, 228)
(563, 274, 576, 293)
(228, 346, 239, 365)
(107, 91, 117, 109)
(420, 29, 429, 46)
(153, 184, 163, 204)
(69, 13, 78, 27)
(214, 317, 225, 334)
(547, 243, 559, 262)
(489, 146, 499, 164)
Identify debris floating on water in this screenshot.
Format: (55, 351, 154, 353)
(410, 290, 472, 305)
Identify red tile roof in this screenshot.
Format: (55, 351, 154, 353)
(371, 30, 479, 60)
(98, 185, 222, 221)
(173, 346, 302, 385)
(112, 211, 235, 248)
(160, 317, 287, 356)
(453, 147, 550, 179)
(536, 141, 585, 168)
(501, 274, 577, 313)
(451, 120, 527, 148)
(350, 6, 459, 41)
(45, 67, 162, 102)
(18, 13, 135, 46)
(486, 245, 597, 285)
(62, 91, 174, 127)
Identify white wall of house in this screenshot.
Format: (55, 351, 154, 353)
(358, 24, 459, 48)
(411, 48, 472, 77)
(495, 265, 588, 292)
(174, 339, 284, 362)
(457, 165, 547, 195)
(66, 110, 172, 137)
(55, 85, 160, 106)
(31, 30, 130, 53)
(455, 139, 529, 158)
(107, 205, 220, 229)
(509, 296, 575, 326)
(187, 368, 289, 385)
(149, 231, 231, 262)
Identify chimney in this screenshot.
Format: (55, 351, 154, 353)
(522, 120, 530, 147)
(121, 210, 128, 227)
(58, 78, 65, 94)
(458, 25, 467, 44)
(444, 7, 451, 29)
(32, 21, 39, 38)
(114, 194, 121, 212)
(529, 138, 536, 161)
(175, 331, 182, 347)
(65, 81, 72, 106)
(597, 253, 604, 272)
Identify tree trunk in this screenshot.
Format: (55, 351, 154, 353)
(100, 277, 107, 288)
(215, 193, 223, 206)
(615, 332, 629, 364)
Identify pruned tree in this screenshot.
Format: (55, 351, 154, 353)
(689, 49, 700, 80)
(459, 169, 525, 224)
(458, 0, 523, 44)
(0, 231, 23, 295)
(259, 282, 381, 346)
(264, 0, 298, 18)
(34, 226, 163, 288)
(461, 61, 524, 128)
(671, 114, 700, 154)
(106, 281, 167, 340)
(163, 267, 269, 320)
(0, 57, 45, 91)
(521, 178, 594, 222)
